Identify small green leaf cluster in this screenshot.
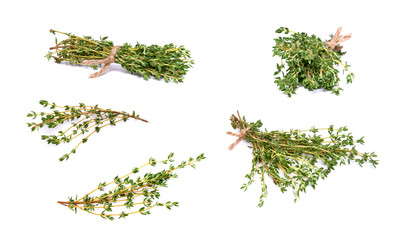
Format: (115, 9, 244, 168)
(229, 112, 378, 206)
(58, 153, 205, 220)
(273, 27, 353, 97)
(27, 100, 147, 161)
(46, 30, 194, 83)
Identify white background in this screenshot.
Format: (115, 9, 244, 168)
(1, 0, 399, 239)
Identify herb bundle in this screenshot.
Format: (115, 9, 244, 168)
(273, 27, 353, 97)
(27, 100, 147, 161)
(58, 153, 205, 220)
(46, 30, 194, 82)
(228, 112, 378, 206)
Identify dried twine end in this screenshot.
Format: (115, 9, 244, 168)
(81, 45, 121, 78)
(227, 126, 251, 151)
(326, 27, 352, 51)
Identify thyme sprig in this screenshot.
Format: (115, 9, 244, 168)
(27, 100, 148, 161)
(46, 30, 194, 82)
(58, 153, 205, 220)
(228, 112, 378, 206)
(273, 27, 353, 97)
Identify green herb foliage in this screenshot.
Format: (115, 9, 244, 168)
(58, 153, 205, 220)
(229, 112, 377, 206)
(27, 100, 148, 161)
(46, 30, 194, 83)
(273, 27, 353, 97)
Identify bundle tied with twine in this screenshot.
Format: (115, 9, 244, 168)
(273, 26, 354, 96)
(227, 111, 378, 206)
(46, 30, 194, 82)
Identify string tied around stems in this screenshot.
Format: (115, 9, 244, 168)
(81, 45, 121, 78)
(227, 126, 251, 151)
(325, 27, 352, 51)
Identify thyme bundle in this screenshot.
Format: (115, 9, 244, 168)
(228, 112, 378, 206)
(46, 30, 194, 82)
(273, 27, 353, 97)
(58, 153, 205, 220)
(27, 100, 147, 161)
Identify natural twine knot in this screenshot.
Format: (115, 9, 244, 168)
(81, 45, 121, 78)
(325, 27, 352, 51)
(227, 126, 251, 151)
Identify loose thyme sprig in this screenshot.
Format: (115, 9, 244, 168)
(228, 112, 378, 206)
(58, 153, 205, 220)
(46, 29, 194, 82)
(273, 27, 353, 97)
(27, 100, 148, 161)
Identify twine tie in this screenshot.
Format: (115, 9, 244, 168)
(227, 127, 251, 151)
(81, 45, 121, 78)
(325, 27, 352, 51)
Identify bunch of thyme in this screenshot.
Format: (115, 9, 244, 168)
(46, 30, 194, 82)
(58, 153, 205, 220)
(273, 27, 353, 97)
(228, 112, 378, 206)
(27, 100, 147, 161)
